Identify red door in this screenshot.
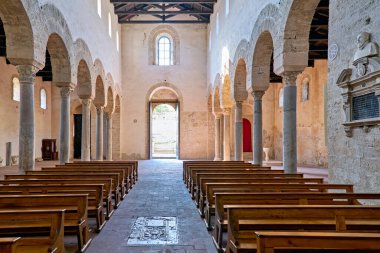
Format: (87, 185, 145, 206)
(243, 118, 252, 152)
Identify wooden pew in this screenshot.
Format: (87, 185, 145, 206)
(255, 231, 380, 253)
(225, 205, 380, 253)
(0, 209, 65, 253)
(67, 162, 137, 185)
(192, 172, 299, 199)
(182, 161, 246, 181)
(6, 174, 120, 209)
(196, 177, 324, 211)
(185, 164, 271, 188)
(0, 184, 105, 232)
(188, 168, 283, 193)
(0, 237, 20, 253)
(213, 192, 380, 251)
(0, 194, 91, 253)
(40, 168, 128, 198)
(1, 178, 114, 219)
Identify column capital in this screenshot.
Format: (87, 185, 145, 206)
(282, 71, 300, 87)
(214, 112, 222, 119)
(60, 86, 74, 98)
(222, 108, 232, 116)
(235, 101, 243, 108)
(16, 65, 39, 83)
(251, 90, 265, 100)
(96, 106, 104, 114)
(81, 98, 92, 107)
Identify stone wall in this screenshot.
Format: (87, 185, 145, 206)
(328, 0, 380, 192)
(120, 24, 208, 160)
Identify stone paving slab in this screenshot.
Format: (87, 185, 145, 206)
(86, 159, 217, 253)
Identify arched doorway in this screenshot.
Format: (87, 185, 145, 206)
(149, 87, 180, 159)
(243, 118, 252, 152)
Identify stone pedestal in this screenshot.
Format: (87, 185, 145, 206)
(59, 86, 73, 164)
(96, 106, 104, 161)
(282, 72, 299, 173)
(223, 108, 231, 161)
(81, 98, 92, 161)
(214, 114, 222, 161)
(234, 102, 243, 161)
(17, 65, 38, 172)
(253, 91, 265, 165)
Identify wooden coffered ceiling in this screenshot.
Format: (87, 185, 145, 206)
(110, 0, 217, 24)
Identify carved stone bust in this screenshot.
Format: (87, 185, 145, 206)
(353, 32, 378, 62)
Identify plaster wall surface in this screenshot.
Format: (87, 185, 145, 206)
(121, 24, 208, 160)
(328, 0, 380, 192)
(0, 57, 53, 163)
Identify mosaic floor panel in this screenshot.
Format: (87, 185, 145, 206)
(126, 216, 178, 245)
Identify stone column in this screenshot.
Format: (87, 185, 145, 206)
(17, 65, 38, 172)
(59, 86, 73, 164)
(220, 114, 224, 159)
(81, 98, 92, 161)
(214, 113, 222, 161)
(252, 91, 265, 165)
(106, 113, 113, 161)
(223, 108, 231, 161)
(282, 72, 299, 173)
(96, 106, 104, 160)
(234, 101, 243, 161)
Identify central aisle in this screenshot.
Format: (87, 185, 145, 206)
(87, 160, 217, 253)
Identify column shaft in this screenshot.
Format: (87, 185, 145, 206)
(96, 107, 104, 160)
(59, 87, 73, 164)
(106, 113, 113, 161)
(214, 114, 222, 161)
(253, 91, 265, 165)
(283, 73, 299, 173)
(81, 98, 92, 161)
(220, 114, 224, 159)
(234, 102, 243, 161)
(17, 65, 38, 172)
(223, 109, 231, 161)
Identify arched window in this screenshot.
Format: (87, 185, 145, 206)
(225, 0, 230, 16)
(108, 12, 112, 37)
(216, 13, 220, 36)
(12, 77, 20, 102)
(40, 89, 47, 109)
(157, 36, 172, 66)
(97, 0, 101, 17)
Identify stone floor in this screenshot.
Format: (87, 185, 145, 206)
(86, 159, 217, 253)
(0, 159, 329, 253)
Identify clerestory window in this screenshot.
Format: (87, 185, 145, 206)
(157, 36, 173, 66)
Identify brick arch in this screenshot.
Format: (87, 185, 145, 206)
(0, 0, 39, 66)
(39, 4, 74, 84)
(148, 25, 180, 65)
(247, 4, 281, 77)
(277, 0, 321, 74)
(251, 31, 274, 91)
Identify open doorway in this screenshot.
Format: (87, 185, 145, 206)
(73, 114, 82, 159)
(151, 103, 179, 159)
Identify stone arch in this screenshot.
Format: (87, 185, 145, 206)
(112, 94, 121, 160)
(39, 4, 74, 84)
(251, 31, 274, 91)
(233, 59, 248, 102)
(93, 75, 106, 107)
(105, 86, 115, 114)
(277, 0, 321, 74)
(231, 39, 249, 85)
(77, 60, 92, 98)
(0, 0, 38, 66)
(247, 4, 281, 76)
(148, 25, 180, 65)
(220, 75, 233, 109)
(74, 38, 94, 90)
(93, 59, 106, 86)
(212, 74, 222, 115)
(146, 82, 183, 104)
